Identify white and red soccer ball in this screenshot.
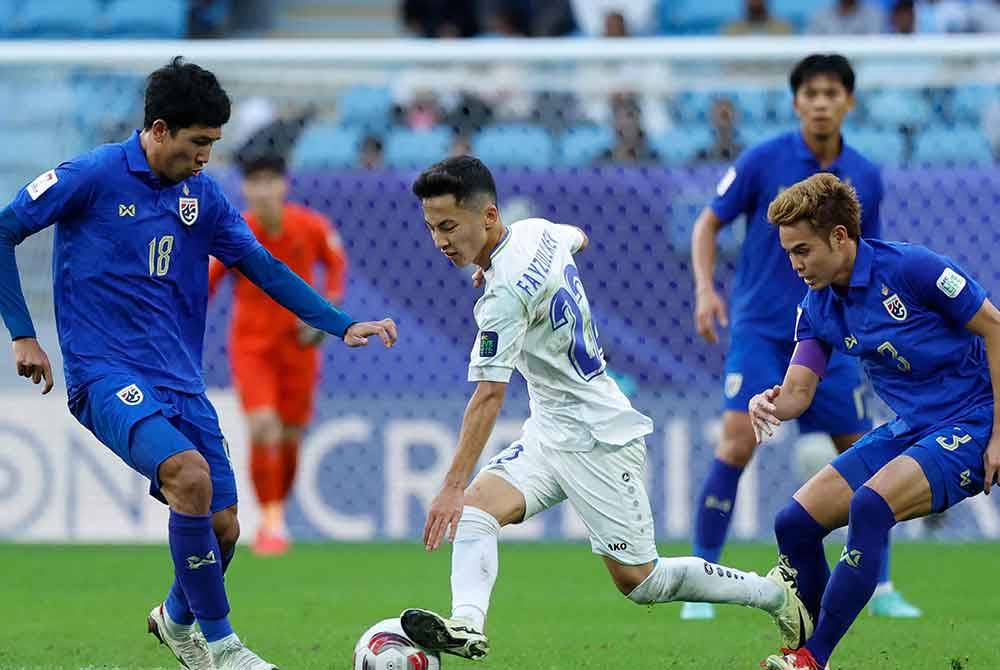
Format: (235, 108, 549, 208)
(353, 618, 441, 670)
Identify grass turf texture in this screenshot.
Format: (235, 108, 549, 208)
(0, 542, 996, 669)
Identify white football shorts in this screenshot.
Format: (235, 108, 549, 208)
(481, 434, 657, 566)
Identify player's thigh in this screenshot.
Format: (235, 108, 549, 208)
(893, 409, 993, 517)
(550, 439, 658, 567)
(863, 456, 932, 522)
(170, 392, 239, 514)
(804, 423, 908, 528)
(477, 439, 566, 527)
(799, 356, 871, 438)
(276, 345, 320, 427)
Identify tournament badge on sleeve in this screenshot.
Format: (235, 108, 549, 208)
(179, 196, 199, 226)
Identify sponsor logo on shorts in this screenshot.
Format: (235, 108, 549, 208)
(116, 383, 144, 406)
(607, 542, 628, 552)
(960, 469, 972, 488)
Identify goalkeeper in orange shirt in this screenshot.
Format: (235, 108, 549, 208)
(210, 154, 347, 555)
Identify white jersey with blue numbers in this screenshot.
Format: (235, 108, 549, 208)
(468, 218, 653, 452)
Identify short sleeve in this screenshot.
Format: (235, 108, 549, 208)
(468, 287, 528, 383)
(709, 147, 761, 224)
(9, 156, 98, 234)
(550, 222, 585, 253)
(793, 302, 818, 343)
(207, 181, 262, 267)
(859, 167, 883, 240)
(900, 245, 986, 326)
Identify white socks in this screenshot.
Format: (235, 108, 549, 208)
(627, 557, 784, 614)
(450, 506, 501, 631)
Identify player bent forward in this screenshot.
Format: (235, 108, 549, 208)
(397, 156, 811, 660)
(749, 173, 1000, 669)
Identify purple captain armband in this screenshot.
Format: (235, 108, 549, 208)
(790, 339, 832, 378)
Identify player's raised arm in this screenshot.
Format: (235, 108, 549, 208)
(424, 380, 507, 551)
(748, 349, 823, 444)
(691, 207, 729, 344)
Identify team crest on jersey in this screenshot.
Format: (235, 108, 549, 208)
(882, 293, 907, 321)
(116, 383, 144, 406)
(179, 197, 199, 226)
(724, 373, 743, 398)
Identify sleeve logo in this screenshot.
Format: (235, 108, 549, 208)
(935, 267, 966, 299)
(27, 169, 58, 201)
(479, 330, 499, 358)
(716, 166, 737, 196)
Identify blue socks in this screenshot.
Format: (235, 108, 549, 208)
(165, 544, 237, 627)
(168, 510, 233, 642)
(774, 499, 831, 622)
(693, 458, 743, 563)
(878, 540, 891, 585)
(807, 486, 896, 666)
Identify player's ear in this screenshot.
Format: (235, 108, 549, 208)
(150, 119, 170, 143)
(483, 201, 499, 228)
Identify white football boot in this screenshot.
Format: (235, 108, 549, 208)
(147, 603, 213, 670)
(209, 635, 278, 670)
(400, 608, 490, 660)
(766, 556, 814, 650)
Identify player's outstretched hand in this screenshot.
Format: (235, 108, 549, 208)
(748, 385, 782, 444)
(344, 318, 398, 348)
(12, 338, 54, 395)
(694, 286, 728, 344)
(472, 267, 485, 289)
(423, 485, 464, 552)
(983, 436, 1000, 495)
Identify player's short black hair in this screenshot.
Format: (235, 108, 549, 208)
(239, 154, 287, 177)
(789, 54, 855, 95)
(144, 56, 231, 132)
(412, 156, 497, 210)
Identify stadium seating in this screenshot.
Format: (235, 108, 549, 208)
(9, 0, 103, 38)
(291, 123, 365, 169)
(651, 126, 714, 165)
(383, 126, 452, 169)
(864, 89, 934, 128)
(844, 127, 906, 166)
(913, 125, 994, 165)
(336, 85, 394, 134)
(674, 89, 773, 125)
(102, 0, 187, 38)
(558, 125, 615, 167)
(661, 0, 743, 34)
(951, 84, 1000, 124)
(473, 124, 554, 169)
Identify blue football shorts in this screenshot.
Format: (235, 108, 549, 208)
(70, 374, 237, 513)
(831, 405, 992, 513)
(723, 331, 872, 436)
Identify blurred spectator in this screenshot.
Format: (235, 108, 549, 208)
(695, 98, 744, 163)
(597, 93, 660, 164)
(570, 0, 656, 35)
(450, 133, 473, 157)
(444, 92, 494, 137)
(889, 0, 917, 32)
(482, 5, 527, 36)
(723, 0, 794, 35)
(915, 0, 977, 32)
(530, 0, 577, 35)
(401, 90, 442, 130)
(360, 135, 384, 170)
(604, 10, 629, 36)
(188, 0, 230, 38)
(985, 98, 1000, 158)
(402, 0, 480, 37)
(807, 0, 884, 34)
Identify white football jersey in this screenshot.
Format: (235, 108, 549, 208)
(468, 218, 653, 451)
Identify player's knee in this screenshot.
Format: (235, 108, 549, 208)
(159, 450, 212, 507)
(608, 561, 653, 598)
(717, 419, 757, 466)
(773, 500, 800, 543)
(848, 486, 895, 532)
(248, 411, 281, 444)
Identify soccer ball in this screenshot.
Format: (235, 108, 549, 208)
(353, 618, 441, 670)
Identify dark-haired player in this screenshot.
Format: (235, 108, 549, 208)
(684, 53, 920, 620)
(0, 57, 395, 669)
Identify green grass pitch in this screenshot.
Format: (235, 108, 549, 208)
(1, 542, 997, 669)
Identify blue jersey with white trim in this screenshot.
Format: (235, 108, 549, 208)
(710, 131, 883, 340)
(795, 239, 992, 433)
(9, 130, 261, 397)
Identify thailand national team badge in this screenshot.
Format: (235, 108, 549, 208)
(116, 383, 144, 406)
(882, 293, 908, 321)
(179, 196, 199, 226)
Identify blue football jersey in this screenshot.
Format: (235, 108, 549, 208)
(711, 131, 883, 340)
(795, 239, 992, 434)
(9, 131, 261, 397)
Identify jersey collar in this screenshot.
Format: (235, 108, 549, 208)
(848, 238, 874, 288)
(124, 130, 154, 175)
(793, 130, 847, 173)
